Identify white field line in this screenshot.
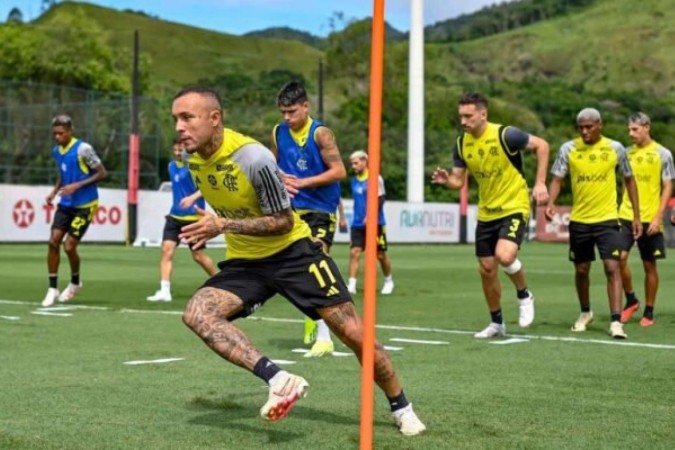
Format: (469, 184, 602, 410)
(390, 338, 449, 345)
(2, 299, 675, 350)
(270, 359, 296, 365)
(31, 311, 72, 317)
(0, 315, 20, 321)
(123, 357, 184, 365)
(490, 338, 530, 345)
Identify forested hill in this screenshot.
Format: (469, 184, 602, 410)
(425, 0, 597, 42)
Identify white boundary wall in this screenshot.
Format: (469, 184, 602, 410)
(0, 184, 476, 244)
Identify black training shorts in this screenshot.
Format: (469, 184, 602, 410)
(475, 213, 527, 257)
(568, 220, 622, 263)
(299, 211, 336, 248)
(350, 225, 388, 251)
(51, 204, 96, 240)
(201, 238, 352, 321)
(163, 215, 205, 250)
(619, 219, 666, 261)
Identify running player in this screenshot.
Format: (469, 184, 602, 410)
(271, 81, 345, 357)
(546, 107, 641, 339)
(432, 92, 549, 338)
(346, 150, 395, 296)
(146, 139, 218, 302)
(617, 112, 674, 326)
(42, 114, 107, 307)
(172, 86, 425, 435)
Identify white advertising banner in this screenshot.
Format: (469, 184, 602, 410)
(135, 190, 226, 247)
(335, 200, 469, 243)
(0, 184, 126, 242)
(1, 184, 476, 245)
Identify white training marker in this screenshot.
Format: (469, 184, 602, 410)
(0, 315, 20, 321)
(489, 338, 530, 345)
(331, 351, 352, 357)
(390, 338, 448, 345)
(383, 345, 403, 351)
(271, 359, 296, 365)
(31, 311, 73, 317)
(123, 357, 185, 365)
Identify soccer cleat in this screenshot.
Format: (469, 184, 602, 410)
(58, 282, 82, 302)
(474, 322, 506, 339)
(609, 321, 627, 339)
(260, 372, 309, 422)
(620, 301, 640, 323)
(41, 288, 60, 307)
(303, 318, 317, 345)
(304, 340, 334, 358)
(381, 280, 395, 295)
(392, 403, 426, 436)
(146, 290, 172, 302)
(571, 311, 594, 332)
(518, 294, 535, 328)
(639, 316, 654, 327)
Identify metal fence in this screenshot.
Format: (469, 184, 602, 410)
(0, 79, 164, 189)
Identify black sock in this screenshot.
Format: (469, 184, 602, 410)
(644, 306, 654, 319)
(71, 273, 80, 285)
(49, 275, 57, 289)
(581, 305, 591, 313)
(516, 288, 530, 299)
(490, 309, 503, 324)
(624, 292, 638, 306)
(252, 357, 282, 384)
(611, 312, 621, 322)
(387, 390, 409, 412)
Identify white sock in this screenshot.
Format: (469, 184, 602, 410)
(269, 370, 288, 386)
(160, 280, 171, 293)
(384, 275, 393, 283)
(316, 320, 331, 342)
(348, 277, 357, 287)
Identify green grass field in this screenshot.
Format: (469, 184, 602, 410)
(1, 242, 673, 449)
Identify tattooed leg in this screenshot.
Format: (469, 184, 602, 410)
(182, 287, 263, 372)
(318, 302, 402, 397)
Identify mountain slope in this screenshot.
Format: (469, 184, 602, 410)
(37, 2, 323, 92)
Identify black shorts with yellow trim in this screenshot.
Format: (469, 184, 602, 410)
(162, 215, 205, 250)
(619, 219, 666, 261)
(201, 238, 352, 321)
(475, 213, 527, 257)
(52, 204, 96, 240)
(569, 220, 622, 263)
(350, 225, 388, 251)
(298, 211, 337, 248)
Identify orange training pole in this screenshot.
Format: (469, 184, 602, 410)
(359, 1, 385, 449)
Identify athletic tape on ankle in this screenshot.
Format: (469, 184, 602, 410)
(502, 259, 522, 275)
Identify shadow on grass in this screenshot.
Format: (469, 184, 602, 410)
(186, 394, 390, 432)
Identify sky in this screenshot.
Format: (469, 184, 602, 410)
(2, 0, 504, 36)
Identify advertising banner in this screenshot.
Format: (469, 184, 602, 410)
(1, 184, 126, 242)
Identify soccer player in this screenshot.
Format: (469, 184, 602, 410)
(546, 108, 641, 339)
(172, 87, 425, 435)
(270, 81, 345, 357)
(346, 150, 395, 295)
(42, 114, 107, 307)
(617, 112, 674, 326)
(431, 92, 549, 338)
(146, 139, 218, 302)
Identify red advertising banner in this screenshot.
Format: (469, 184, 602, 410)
(535, 205, 572, 242)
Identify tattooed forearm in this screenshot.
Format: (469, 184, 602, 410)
(182, 287, 263, 371)
(223, 209, 293, 236)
